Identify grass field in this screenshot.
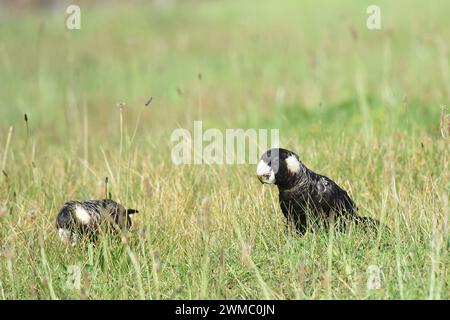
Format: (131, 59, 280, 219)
(0, 0, 448, 299)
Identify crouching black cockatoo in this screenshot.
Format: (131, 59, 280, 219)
(56, 199, 138, 245)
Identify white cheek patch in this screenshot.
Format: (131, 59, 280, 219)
(74, 206, 91, 225)
(285, 155, 301, 174)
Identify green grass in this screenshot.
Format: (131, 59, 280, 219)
(0, 0, 448, 299)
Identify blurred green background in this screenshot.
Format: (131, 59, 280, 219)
(1, 0, 448, 143)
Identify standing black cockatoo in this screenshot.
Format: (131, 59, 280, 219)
(257, 148, 385, 235)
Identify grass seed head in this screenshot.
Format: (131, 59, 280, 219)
(1, 244, 14, 260)
(0, 207, 8, 219)
(240, 242, 252, 268)
(27, 208, 38, 221)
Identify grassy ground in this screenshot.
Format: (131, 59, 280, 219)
(0, 0, 448, 299)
